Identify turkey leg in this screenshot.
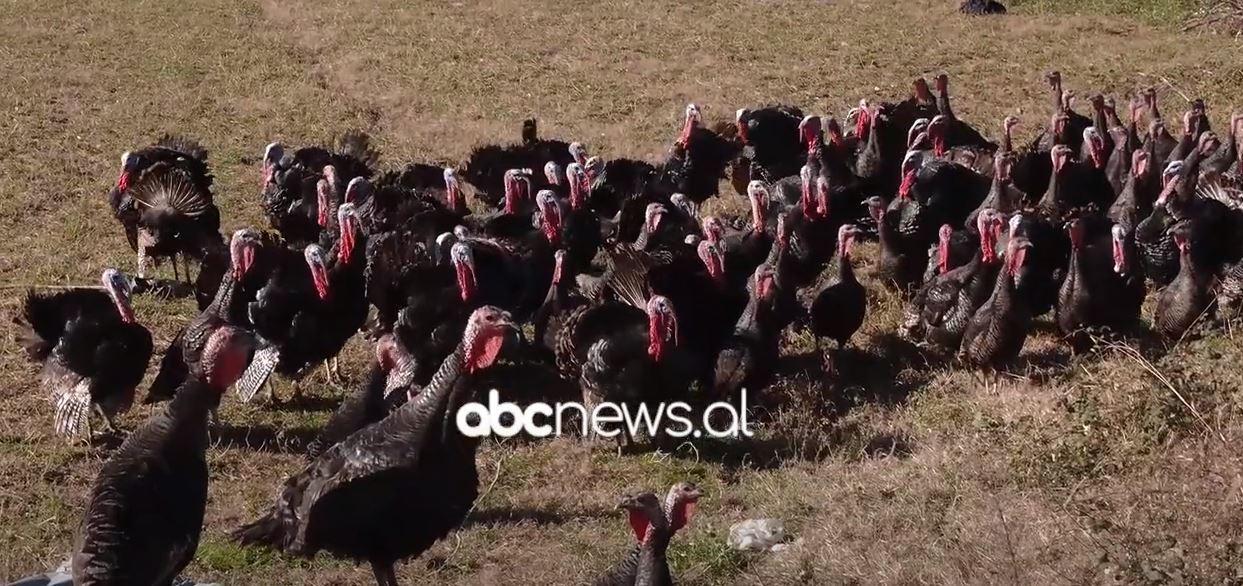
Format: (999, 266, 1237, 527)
(370, 560, 399, 586)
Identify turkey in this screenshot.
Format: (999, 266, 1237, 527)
(534, 249, 589, 360)
(1140, 87, 1178, 166)
(16, 269, 153, 438)
(809, 225, 867, 358)
(661, 103, 743, 204)
(306, 334, 414, 460)
(593, 482, 700, 586)
(869, 186, 930, 294)
(461, 119, 579, 206)
(1031, 71, 1092, 155)
(1153, 224, 1215, 340)
(1201, 113, 1241, 180)
(1138, 134, 1243, 286)
(561, 162, 604, 275)
(700, 181, 775, 288)
(232, 307, 518, 586)
(1108, 145, 1159, 234)
(110, 141, 222, 283)
(237, 204, 369, 403)
(259, 131, 378, 246)
(1104, 98, 1143, 195)
(1055, 219, 1145, 353)
(732, 104, 806, 187)
(960, 236, 1034, 368)
(712, 263, 783, 399)
(901, 209, 1004, 350)
(72, 326, 252, 586)
(146, 228, 264, 404)
(555, 291, 691, 443)
(929, 73, 996, 157)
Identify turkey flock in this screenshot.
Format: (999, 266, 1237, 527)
(14, 70, 1243, 586)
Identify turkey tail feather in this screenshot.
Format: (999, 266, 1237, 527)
(52, 378, 92, 437)
(237, 346, 280, 403)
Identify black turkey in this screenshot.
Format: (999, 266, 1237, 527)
(16, 270, 153, 438)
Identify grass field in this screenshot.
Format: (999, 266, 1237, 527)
(2, 0, 1242, 584)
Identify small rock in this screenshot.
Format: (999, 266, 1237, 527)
(728, 518, 786, 551)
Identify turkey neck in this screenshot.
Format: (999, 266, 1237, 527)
(1169, 149, 1207, 213)
(635, 522, 673, 586)
(835, 246, 856, 286)
(162, 380, 222, 452)
(936, 89, 953, 120)
(857, 114, 885, 177)
(1038, 164, 1063, 216)
(987, 259, 1019, 312)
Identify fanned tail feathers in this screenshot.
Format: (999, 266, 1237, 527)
(602, 245, 651, 310)
(1198, 179, 1243, 210)
(129, 164, 213, 217)
(156, 134, 209, 162)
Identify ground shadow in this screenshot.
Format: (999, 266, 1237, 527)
(462, 502, 619, 529)
(210, 422, 321, 454)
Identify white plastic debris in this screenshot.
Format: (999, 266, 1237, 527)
(728, 518, 786, 551)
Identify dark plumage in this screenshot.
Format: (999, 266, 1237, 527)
(960, 237, 1034, 368)
(146, 229, 265, 404)
(16, 270, 153, 437)
(593, 482, 700, 586)
(810, 225, 867, 350)
(232, 308, 517, 586)
(110, 136, 221, 283)
(713, 263, 783, 399)
(72, 327, 251, 586)
(1154, 227, 1215, 340)
(259, 131, 378, 246)
(960, 0, 1006, 14)
(236, 205, 369, 403)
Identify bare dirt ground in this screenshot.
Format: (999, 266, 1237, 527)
(1, 0, 1242, 584)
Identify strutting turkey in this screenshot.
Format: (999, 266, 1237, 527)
(109, 136, 221, 283)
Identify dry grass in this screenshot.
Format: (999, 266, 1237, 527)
(2, 0, 1243, 584)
